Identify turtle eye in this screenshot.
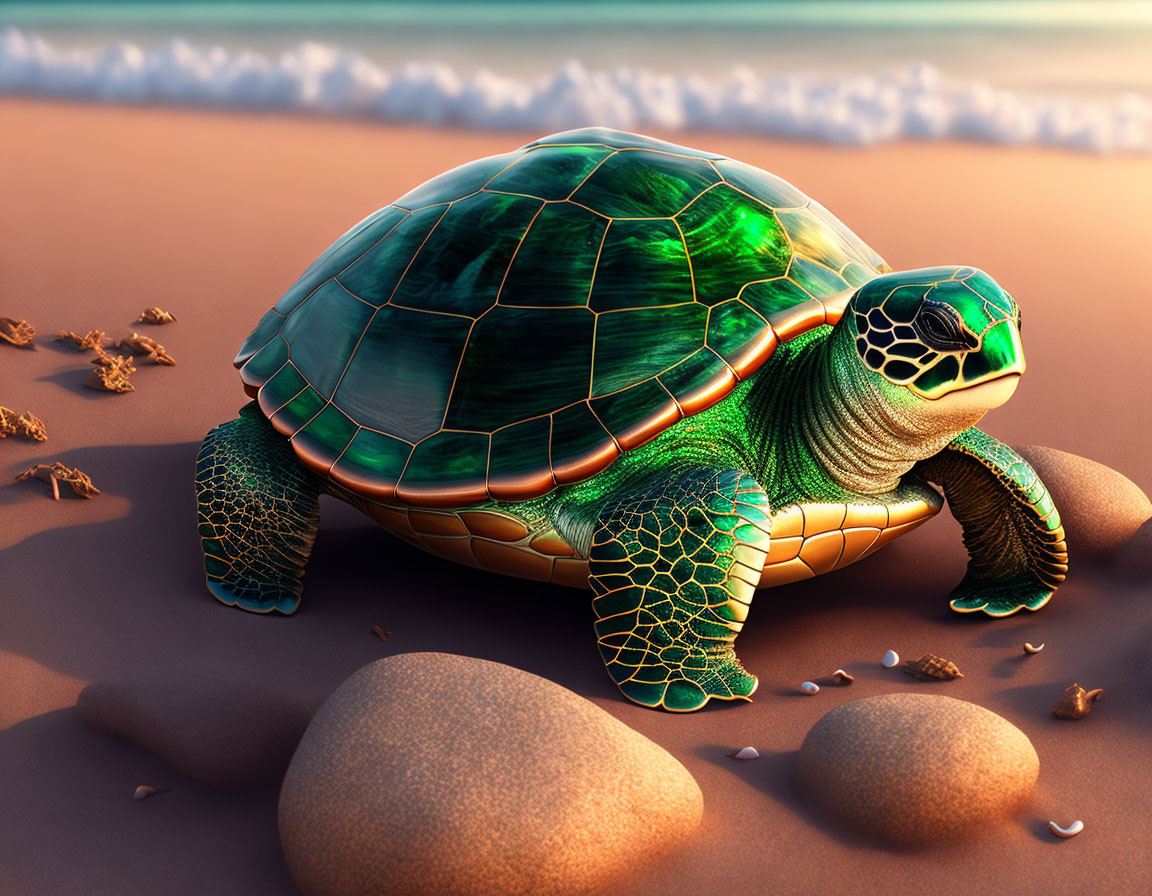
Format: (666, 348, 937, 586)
(914, 302, 977, 352)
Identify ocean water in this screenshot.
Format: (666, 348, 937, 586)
(2, 1, 1152, 151)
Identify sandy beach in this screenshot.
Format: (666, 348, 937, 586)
(1, 98, 1150, 894)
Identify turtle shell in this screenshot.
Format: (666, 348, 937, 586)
(235, 127, 889, 508)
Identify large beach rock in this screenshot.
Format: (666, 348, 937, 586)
(1016, 445, 1151, 559)
(78, 665, 319, 790)
(278, 652, 703, 896)
(797, 694, 1038, 846)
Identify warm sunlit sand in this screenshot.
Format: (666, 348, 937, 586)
(1, 99, 1150, 894)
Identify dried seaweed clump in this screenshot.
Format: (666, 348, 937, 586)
(57, 329, 108, 351)
(17, 462, 100, 500)
(136, 307, 177, 325)
(0, 317, 35, 347)
(86, 350, 136, 393)
(0, 407, 47, 441)
(117, 332, 175, 366)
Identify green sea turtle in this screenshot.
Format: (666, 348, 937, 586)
(196, 128, 1068, 712)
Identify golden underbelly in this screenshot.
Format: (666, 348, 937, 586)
(350, 488, 944, 591)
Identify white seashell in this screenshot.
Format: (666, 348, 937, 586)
(732, 746, 760, 760)
(1049, 820, 1084, 838)
(882, 649, 900, 668)
(800, 681, 820, 694)
(133, 785, 156, 801)
(832, 669, 854, 683)
(1024, 642, 1045, 654)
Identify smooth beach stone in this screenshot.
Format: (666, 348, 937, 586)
(1015, 445, 1151, 559)
(797, 694, 1039, 846)
(78, 665, 320, 791)
(278, 653, 703, 896)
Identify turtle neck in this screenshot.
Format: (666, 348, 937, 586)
(785, 321, 982, 496)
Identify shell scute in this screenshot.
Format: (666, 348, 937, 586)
(485, 144, 615, 200)
(570, 149, 720, 218)
(239, 129, 887, 506)
(337, 204, 448, 306)
(677, 184, 791, 306)
(393, 151, 523, 210)
(498, 203, 606, 308)
(272, 206, 409, 317)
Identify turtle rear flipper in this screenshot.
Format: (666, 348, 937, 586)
(589, 468, 771, 712)
(911, 427, 1068, 616)
(195, 403, 322, 614)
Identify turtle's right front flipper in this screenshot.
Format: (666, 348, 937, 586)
(589, 468, 772, 712)
(911, 427, 1067, 617)
(194, 403, 322, 614)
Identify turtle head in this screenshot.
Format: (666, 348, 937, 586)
(847, 266, 1024, 413)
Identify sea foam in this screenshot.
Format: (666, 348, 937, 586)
(2, 26, 1149, 153)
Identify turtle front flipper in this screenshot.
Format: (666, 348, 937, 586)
(194, 403, 323, 614)
(910, 427, 1068, 617)
(589, 468, 771, 712)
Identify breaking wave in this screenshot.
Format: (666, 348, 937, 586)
(2, 26, 1150, 153)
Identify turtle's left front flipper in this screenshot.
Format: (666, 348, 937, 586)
(910, 427, 1067, 617)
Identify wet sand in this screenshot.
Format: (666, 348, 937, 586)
(1, 99, 1150, 895)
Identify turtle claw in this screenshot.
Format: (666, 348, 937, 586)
(206, 579, 300, 615)
(948, 577, 1054, 617)
(615, 653, 758, 713)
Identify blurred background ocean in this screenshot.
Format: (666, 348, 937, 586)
(2, 0, 1152, 150)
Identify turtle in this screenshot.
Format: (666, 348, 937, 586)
(195, 127, 1068, 712)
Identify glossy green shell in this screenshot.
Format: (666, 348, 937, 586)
(235, 127, 888, 507)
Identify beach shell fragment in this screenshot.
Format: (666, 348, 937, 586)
(86, 350, 136, 392)
(732, 746, 759, 760)
(1048, 820, 1084, 839)
(117, 331, 175, 365)
(136, 307, 177, 325)
(881, 650, 899, 668)
(800, 681, 820, 695)
(16, 462, 100, 500)
(57, 329, 107, 351)
(0, 317, 35, 347)
(1053, 684, 1102, 720)
(832, 669, 854, 684)
(1023, 642, 1044, 654)
(133, 785, 156, 801)
(0, 406, 46, 442)
(900, 653, 964, 681)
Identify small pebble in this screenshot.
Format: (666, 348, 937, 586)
(133, 785, 156, 801)
(1049, 820, 1084, 839)
(800, 681, 820, 695)
(832, 669, 854, 684)
(732, 746, 759, 760)
(882, 649, 899, 668)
